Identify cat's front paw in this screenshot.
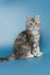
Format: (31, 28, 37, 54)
(35, 52, 43, 57)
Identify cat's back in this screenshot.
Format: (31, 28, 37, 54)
(16, 30, 27, 40)
(14, 30, 30, 51)
(14, 30, 28, 45)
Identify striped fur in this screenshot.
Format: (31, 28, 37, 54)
(0, 53, 15, 62)
(0, 14, 43, 62)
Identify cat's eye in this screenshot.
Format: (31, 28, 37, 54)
(35, 23, 37, 24)
(30, 22, 32, 25)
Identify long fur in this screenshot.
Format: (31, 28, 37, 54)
(0, 14, 43, 62)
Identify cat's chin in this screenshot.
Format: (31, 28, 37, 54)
(36, 28, 40, 31)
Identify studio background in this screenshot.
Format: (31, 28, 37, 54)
(0, 0, 50, 75)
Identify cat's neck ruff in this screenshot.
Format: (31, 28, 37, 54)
(26, 29, 40, 35)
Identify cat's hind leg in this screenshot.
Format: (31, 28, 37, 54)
(26, 51, 34, 58)
(16, 52, 34, 59)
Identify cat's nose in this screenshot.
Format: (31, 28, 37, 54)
(33, 25, 35, 27)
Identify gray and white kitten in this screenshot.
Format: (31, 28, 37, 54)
(0, 14, 43, 62)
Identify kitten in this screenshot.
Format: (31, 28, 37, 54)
(0, 14, 43, 62)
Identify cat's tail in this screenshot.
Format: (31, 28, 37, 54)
(0, 53, 15, 62)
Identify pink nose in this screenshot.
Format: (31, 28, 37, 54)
(33, 25, 35, 27)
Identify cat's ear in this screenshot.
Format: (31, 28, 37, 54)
(35, 14, 40, 20)
(26, 16, 30, 21)
(35, 14, 40, 22)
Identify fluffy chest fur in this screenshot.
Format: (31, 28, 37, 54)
(31, 30, 40, 42)
(26, 30, 40, 43)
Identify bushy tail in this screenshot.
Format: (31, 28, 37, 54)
(0, 53, 15, 62)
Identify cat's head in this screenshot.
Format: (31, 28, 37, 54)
(26, 14, 40, 31)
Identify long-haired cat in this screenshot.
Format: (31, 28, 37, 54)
(0, 14, 43, 62)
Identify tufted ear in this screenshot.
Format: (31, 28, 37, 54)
(35, 14, 40, 22)
(26, 16, 30, 21)
(35, 14, 40, 19)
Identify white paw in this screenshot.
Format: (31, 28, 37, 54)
(39, 52, 43, 55)
(30, 54, 34, 58)
(35, 52, 43, 57)
(26, 54, 34, 58)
